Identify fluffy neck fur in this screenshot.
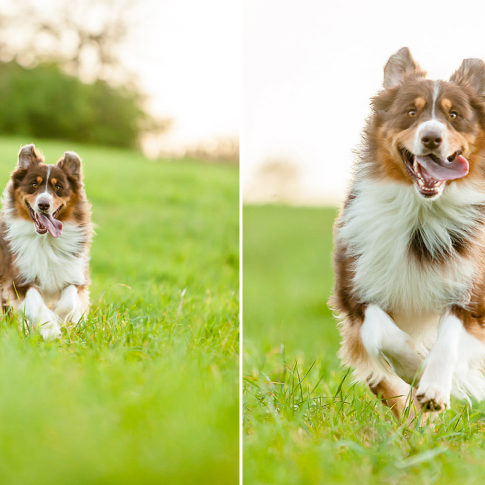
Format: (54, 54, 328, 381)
(339, 179, 485, 313)
(4, 216, 89, 294)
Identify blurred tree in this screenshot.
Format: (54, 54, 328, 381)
(0, 0, 171, 149)
(184, 137, 239, 163)
(245, 158, 303, 203)
(0, 0, 135, 85)
(0, 62, 144, 148)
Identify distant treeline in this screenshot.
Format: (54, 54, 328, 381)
(0, 62, 146, 148)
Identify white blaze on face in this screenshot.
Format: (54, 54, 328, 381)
(431, 80, 440, 119)
(34, 165, 53, 214)
(412, 82, 449, 157)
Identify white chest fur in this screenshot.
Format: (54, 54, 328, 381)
(338, 179, 485, 315)
(5, 218, 88, 294)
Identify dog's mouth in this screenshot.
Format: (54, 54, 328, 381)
(26, 202, 63, 238)
(398, 146, 469, 198)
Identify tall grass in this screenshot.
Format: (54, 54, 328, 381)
(244, 204, 485, 485)
(0, 137, 238, 484)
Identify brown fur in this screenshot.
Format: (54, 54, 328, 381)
(368, 378, 421, 420)
(369, 78, 485, 184)
(0, 144, 92, 319)
(331, 48, 485, 418)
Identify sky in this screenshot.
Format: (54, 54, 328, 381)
(0, 0, 240, 156)
(243, 0, 485, 204)
(123, 0, 240, 154)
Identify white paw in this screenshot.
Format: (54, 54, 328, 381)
(416, 383, 450, 411)
(381, 350, 422, 385)
(39, 321, 61, 341)
(57, 307, 84, 325)
(54, 286, 86, 325)
(37, 309, 61, 340)
(381, 334, 423, 385)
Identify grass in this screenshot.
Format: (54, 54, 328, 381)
(243, 204, 485, 485)
(0, 136, 238, 484)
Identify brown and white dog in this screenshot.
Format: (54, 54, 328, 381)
(0, 144, 92, 340)
(332, 48, 485, 418)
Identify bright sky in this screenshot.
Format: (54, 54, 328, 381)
(124, 0, 240, 152)
(0, 0, 240, 154)
(243, 0, 485, 204)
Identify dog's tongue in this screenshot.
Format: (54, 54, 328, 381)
(416, 155, 469, 183)
(37, 213, 63, 238)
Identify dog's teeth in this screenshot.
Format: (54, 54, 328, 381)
(413, 159, 418, 172)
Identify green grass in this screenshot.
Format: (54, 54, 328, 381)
(0, 136, 238, 484)
(244, 204, 485, 485)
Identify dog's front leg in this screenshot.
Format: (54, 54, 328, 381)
(416, 312, 462, 411)
(361, 304, 423, 384)
(55, 285, 87, 324)
(18, 287, 61, 340)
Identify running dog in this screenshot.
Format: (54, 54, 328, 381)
(332, 48, 485, 417)
(0, 144, 92, 339)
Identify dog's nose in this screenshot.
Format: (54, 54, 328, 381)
(38, 201, 50, 212)
(421, 132, 442, 150)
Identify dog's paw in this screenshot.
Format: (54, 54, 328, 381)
(54, 286, 86, 325)
(58, 307, 85, 326)
(416, 384, 450, 412)
(382, 351, 421, 385)
(381, 337, 423, 385)
(39, 321, 61, 341)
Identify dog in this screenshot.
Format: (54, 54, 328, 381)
(0, 144, 92, 340)
(331, 47, 485, 418)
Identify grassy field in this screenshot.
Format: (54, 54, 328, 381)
(244, 204, 485, 485)
(0, 136, 238, 484)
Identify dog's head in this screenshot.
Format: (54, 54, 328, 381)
(11, 144, 84, 238)
(371, 47, 485, 199)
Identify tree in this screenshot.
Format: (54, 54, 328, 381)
(0, 0, 135, 85)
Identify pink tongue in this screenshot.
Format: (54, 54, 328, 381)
(417, 155, 469, 183)
(37, 213, 63, 238)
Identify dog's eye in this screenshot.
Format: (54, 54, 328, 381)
(449, 111, 458, 120)
(32, 182, 38, 188)
(407, 109, 417, 118)
(55, 184, 62, 191)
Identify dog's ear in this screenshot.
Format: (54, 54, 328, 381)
(57, 151, 83, 182)
(450, 58, 485, 97)
(17, 144, 44, 169)
(383, 47, 424, 89)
